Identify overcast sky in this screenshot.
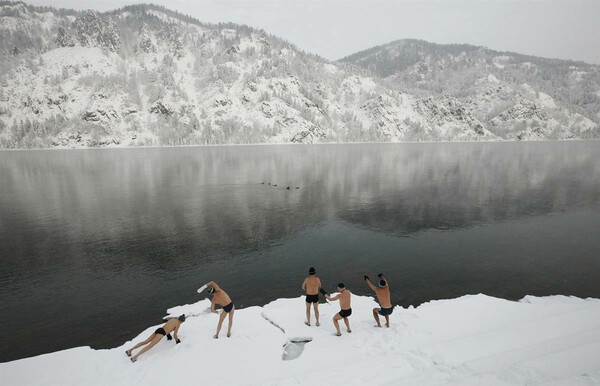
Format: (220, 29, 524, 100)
(26, 0, 600, 64)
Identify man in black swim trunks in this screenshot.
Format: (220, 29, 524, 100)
(364, 273, 394, 328)
(205, 280, 235, 338)
(325, 283, 352, 336)
(125, 314, 185, 362)
(302, 267, 322, 326)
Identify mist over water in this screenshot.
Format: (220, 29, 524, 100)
(1, 142, 599, 362)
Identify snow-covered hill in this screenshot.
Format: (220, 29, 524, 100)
(0, 3, 598, 148)
(340, 40, 600, 141)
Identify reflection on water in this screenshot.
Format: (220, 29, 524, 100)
(1, 142, 599, 362)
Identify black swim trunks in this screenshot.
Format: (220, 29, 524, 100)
(305, 294, 319, 303)
(154, 327, 167, 336)
(378, 307, 393, 316)
(223, 302, 234, 313)
(339, 308, 352, 318)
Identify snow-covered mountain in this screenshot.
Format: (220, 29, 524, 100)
(0, 3, 597, 148)
(340, 39, 600, 141)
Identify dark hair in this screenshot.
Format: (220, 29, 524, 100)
(379, 280, 386, 287)
(337, 283, 345, 289)
(309, 267, 316, 275)
(208, 286, 215, 294)
(178, 314, 186, 322)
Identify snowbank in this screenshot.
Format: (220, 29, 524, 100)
(2, 294, 600, 385)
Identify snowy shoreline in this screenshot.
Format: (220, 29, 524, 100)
(1, 138, 599, 153)
(2, 294, 600, 385)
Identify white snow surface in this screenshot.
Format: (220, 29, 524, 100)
(2, 294, 600, 385)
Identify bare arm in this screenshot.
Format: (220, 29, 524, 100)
(378, 273, 389, 288)
(301, 279, 307, 291)
(173, 325, 180, 340)
(211, 297, 217, 313)
(206, 281, 221, 292)
(326, 293, 340, 301)
(365, 278, 377, 292)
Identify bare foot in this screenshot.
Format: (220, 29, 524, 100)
(305, 321, 310, 326)
(130, 357, 136, 363)
(374, 324, 382, 328)
(213, 334, 219, 339)
(125, 350, 131, 357)
(335, 332, 342, 337)
(347, 329, 352, 333)
(227, 332, 231, 338)
(316, 322, 320, 327)
(386, 324, 390, 328)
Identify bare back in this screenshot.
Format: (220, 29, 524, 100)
(162, 319, 181, 334)
(213, 290, 232, 307)
(339, 290, 351, 310)
(303, 276, 321, 295)
(375, 287, 392, 308)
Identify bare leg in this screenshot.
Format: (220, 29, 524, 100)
(385, 315, 390, 328)
(343, 317, 351, 333)
(127, 333, 155, 355)
(313, 303, 320, 326)
(215, 310, 227, 338)
(227, 307, 235, 337)
(305, 302, 311, 325)
(132, 334, 163, 361)
(333, 314, 342, 336)
(373, 308, 382, 327)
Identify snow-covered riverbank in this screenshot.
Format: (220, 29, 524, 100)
(2, 294, 600, 385)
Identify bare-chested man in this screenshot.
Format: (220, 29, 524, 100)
(325, 283, 352, 336)
(205, 280, 235, 338)
(364, 273, 393, 328)
(302, 267, 322, 326)
(125, 314, 185, 362)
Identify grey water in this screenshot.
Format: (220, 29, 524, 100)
(1, 142, 599, 362)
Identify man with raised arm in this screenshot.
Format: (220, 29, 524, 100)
(364, 273, 393, 328)
(205, 280, 235, 338)
(302, 267, 322, 326)
(125, 314, 185, 363)
(324, 283, 352, 336)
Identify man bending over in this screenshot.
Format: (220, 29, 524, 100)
(206, 280, 235, 338)
(125, 314, 185, 362)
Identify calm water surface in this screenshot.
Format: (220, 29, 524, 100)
(1, 142, 599, 362)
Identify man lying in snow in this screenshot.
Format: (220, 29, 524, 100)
(324, 283, 353, 336)
(205, 280, 235, 338)
(364, 273, 393, 328)
(302, 266, 322, 327)
(125, 314, 185, 362)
